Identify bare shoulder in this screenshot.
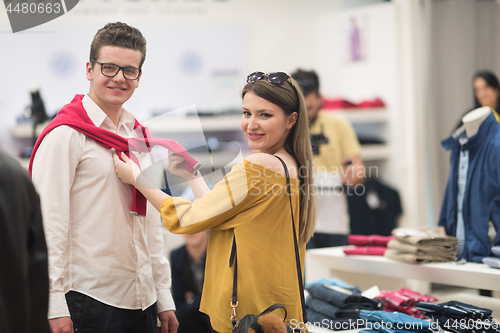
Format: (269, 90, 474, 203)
(245, 153, 299, 179)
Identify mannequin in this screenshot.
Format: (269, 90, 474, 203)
(462, 106, 492, 137)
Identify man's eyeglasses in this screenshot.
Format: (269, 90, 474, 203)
(90, 59, 141, 80)
(246, 71, 291, 85)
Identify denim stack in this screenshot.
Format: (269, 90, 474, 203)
(359, 310, 433, 333)
(482, 246, 500, 269)
(415, 301, 500, 333)
(306, 281, 384, 330)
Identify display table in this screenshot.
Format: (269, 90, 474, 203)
(305, 246, 500, 291)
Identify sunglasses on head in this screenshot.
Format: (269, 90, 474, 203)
(246, 71, 291, 85)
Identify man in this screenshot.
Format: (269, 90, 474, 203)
(292, 69, 365, 248)
(31, 22, 179, 333)
(170, 231, 215, 333)
(0, 150, 50, 333)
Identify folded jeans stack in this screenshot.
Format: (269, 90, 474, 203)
(384, 227, 458, 264)
(343, 234, 395, 256)
(359, 310, 433, 333)
(306, 282, 384, 330)
(415, 301, 499, 333)
(374, 288, 437, 319)
(482, 246, 500, 269)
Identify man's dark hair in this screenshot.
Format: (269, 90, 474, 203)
(291, 69, 320, 96)
(90, 22, 147, 68)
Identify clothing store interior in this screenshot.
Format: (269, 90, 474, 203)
(3, 0, 500, 333)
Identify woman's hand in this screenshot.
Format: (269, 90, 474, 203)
(113, 151, 141, 186)
(168, 150, 196, 180)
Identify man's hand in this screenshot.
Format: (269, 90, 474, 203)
(158, 310, 179, 333)
(49, 316, 74, 333)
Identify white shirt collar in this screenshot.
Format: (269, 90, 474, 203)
(82, 94, 136, 131)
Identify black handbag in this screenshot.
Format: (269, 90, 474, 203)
(230, 156, 308, 333)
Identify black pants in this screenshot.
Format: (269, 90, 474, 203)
(176, 308, 216, 333)
(66, 291, 158, 333)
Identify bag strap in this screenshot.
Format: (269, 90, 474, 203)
(274, 155, 308, 324)
(229, 155, 308, 327)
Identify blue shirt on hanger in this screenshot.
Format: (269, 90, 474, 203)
(439, 112, 500, 262)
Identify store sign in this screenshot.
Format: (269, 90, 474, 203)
(3, 0, 79, 33)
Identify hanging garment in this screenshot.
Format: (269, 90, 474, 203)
(348, 179, 403, 236)
(439, 113, 500, 262)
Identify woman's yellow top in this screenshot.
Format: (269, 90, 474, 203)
(161, 160, 305, 333)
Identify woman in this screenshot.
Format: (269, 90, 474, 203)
(456, 70, 500, 129)
(113, 72, 317, 332)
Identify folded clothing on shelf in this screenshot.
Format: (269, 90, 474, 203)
(360, 310, 433, 333)
(307, 309, 364, 330)
(349, 235, 396, 247)
(416, 301, 498, 333)
(416, 301, 492, 320)
(322, 98, 386, 109)
(306, 283, 384, 331)
(384, 250, 457, 264)
(391, 226, 458, 247)
(306, 297, 362, 319)
(385, 227, 458, 264)
(375, 288, 437, 319)
(307, 283, 384, 310)
(387, 239, 458, 254)
(482, 246, 500, 269)
(483, 257, 500, 269)
(344, 246, 388, 256)
(305, 277, 359, 290)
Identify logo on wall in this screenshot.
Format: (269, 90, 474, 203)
(3, 0, 79, 33)
(180, 50, 203, 76)
(50, 51, 75, 77)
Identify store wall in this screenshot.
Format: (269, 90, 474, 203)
(0, 0, 391, 156)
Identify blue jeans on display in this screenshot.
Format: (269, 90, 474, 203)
(66, 291, 158, 333)
(306, 309, 364, 331)
(307, 283, 383, 310)
(306, 233, 348, 249)
(306, 277, 356, 290)
(415, 301, 492, 320)
(360, 310, 432, 333)
(306, 297, 361, 319)
(428, 314, 499, 333)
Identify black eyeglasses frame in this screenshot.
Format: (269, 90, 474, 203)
(90, 59, 142, 81)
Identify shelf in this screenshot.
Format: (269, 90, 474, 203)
(326, 108, 388, 123)
(11, 122, 50, 139)
(305, 246, 500, 292)
(146, 114, 243, 134)
(360, 144, 390, 161)
(11, 114, 244, 139)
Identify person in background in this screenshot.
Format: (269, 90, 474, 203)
(0, 150, 50, 333)
(170, 231, 216, 333)
(456, 70, 500, 129)
(114, 71, 317, 332)
(31, 22, 178, 333)
(291, 69, 365, 248)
